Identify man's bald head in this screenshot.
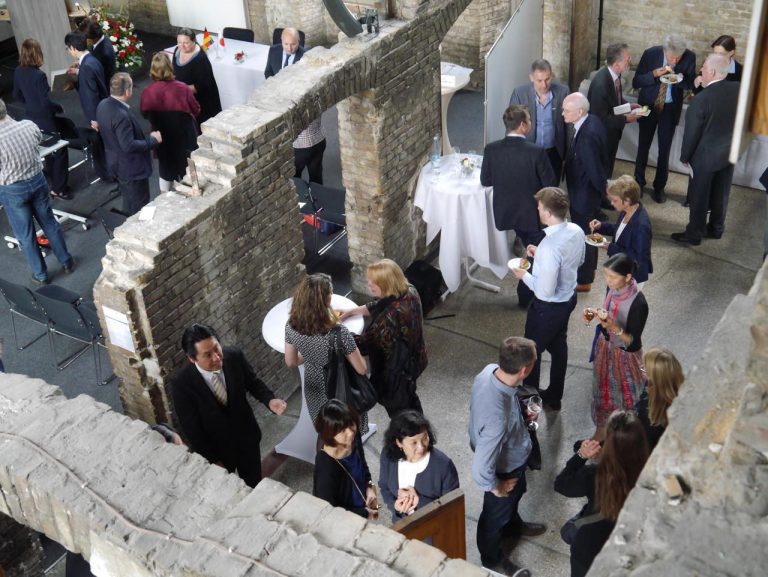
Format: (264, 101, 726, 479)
(281, 27, 300, 55)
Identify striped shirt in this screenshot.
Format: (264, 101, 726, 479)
(0, 118, 42, 185)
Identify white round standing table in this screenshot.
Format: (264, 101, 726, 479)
(261, 294, 374, 464)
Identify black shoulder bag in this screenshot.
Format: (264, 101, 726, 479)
(324, 326, 378, 413)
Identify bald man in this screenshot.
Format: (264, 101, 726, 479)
(264, 27, 304, 78)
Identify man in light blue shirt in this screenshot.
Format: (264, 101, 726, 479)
(469, 336, 543, 577)
(511, 187, 585, 409)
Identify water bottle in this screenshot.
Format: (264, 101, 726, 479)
(430, 134, 441, 174)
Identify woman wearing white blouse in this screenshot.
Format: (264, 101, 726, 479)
(379, 411, 459, 518)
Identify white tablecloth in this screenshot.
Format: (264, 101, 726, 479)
(414, 154, 510, 293)
(261, 294, 364, 464)
(616, 95, 768, 189)
(167, 34, 270, 111)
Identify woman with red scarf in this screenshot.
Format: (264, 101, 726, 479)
(583, 253, 648, 440)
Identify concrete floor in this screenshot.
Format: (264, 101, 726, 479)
(1, 70, 765, 575)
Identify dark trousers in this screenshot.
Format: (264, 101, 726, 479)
(119, 178, 150, 216)
(477, 467, 527, 567)
(235, 451, 262, 488)
(514, 229, 545, 307)
(605, 127, 623, 180)
(569, 209, 598, 285)
(44, 148, 69, 193)
(635, 104, 676, 192)
(546, 147, 563, 182)
(523, 293, 577, 400)
(294, 139, 326, 184)
(685, 164, 735, 241)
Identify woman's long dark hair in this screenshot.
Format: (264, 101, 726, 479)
(595, 410, 649, 521)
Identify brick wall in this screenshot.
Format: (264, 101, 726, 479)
(94, 1, 472, 423)
(0, 375, 488, 577)
(99, 0, 175, 35)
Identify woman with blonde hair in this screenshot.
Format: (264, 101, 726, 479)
(341, 259, 427, 416)
(284, 274, 368, 429)
(140, 51, 201, 192)
(555, 410, 649, 577)
(634, 347, 684, 450)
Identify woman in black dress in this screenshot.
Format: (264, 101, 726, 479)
(172, 28, 222, 124)
(555, 411, 650, 577)
(13, 38, 70, 199)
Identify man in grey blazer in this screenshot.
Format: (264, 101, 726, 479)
(509, 59, 569, 180)
(672, 54, 740, 246)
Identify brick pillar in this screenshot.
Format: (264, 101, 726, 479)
(0, 514, 44, 577)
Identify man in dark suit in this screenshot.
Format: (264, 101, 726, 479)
(672, 54, 740, 246)
(96, 73, 161, 215)
(587, 43, 638, 179)
(86, 21, 116, 85)
(509, 59, 569, 180)
(64, 32, 108, 131)
(481, 105, 557, 307)
(633, 34, 696, 203)
(264, 27, 305, 79)
(563, 92, 608, 292)
(171, 323, 287, 487)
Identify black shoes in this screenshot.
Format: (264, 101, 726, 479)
(706, 228, 723, 239)
(540, 391, 562, 410)
(31, 276, 50, 285)
(63, 259, 76, 274)
(653, 189, 667, 203)
(670, 232, 701, 246)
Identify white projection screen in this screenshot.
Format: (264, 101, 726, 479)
(166, 0, 248, 32)
(484, 0, 544, 144)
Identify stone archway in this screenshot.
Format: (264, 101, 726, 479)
(94, 0, 473, 424)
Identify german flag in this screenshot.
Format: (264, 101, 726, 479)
(201, 28, 213, 51)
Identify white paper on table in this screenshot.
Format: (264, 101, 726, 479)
(102, 306, 135, 352)
(613, 103, 631, 115)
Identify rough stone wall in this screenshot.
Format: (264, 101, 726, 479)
(588, 264, 768, 577)
(542, 0, 572, 85)
(94, 0, 472, 424)
(264, 0, 330, 46)
(0, 374, 489, 577)
(98, 0, 175, 35)
(0, 514, 44, 577)
(569, 0, 598, 91)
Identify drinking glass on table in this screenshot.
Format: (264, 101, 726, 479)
(451, 146, 461, 156)
(583, 307, 596, 327)
(525, 395, 542, 431)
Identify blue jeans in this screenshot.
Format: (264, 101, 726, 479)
(0, 171, 73, 281)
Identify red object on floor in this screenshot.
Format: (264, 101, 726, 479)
(37, 232, 50, 247)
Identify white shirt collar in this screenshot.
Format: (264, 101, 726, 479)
(608, 66, 620, 82)
(705, 77, 725, 88)
(573, 114, 587, 133)
(78, 52, 88, 66)
(111, 95, 130, 108)
(506, 133, 526, 139)
(93, 35, 105, 48)
(543, 221, 567, 236)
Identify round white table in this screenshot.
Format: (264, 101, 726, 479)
(440, 62, 473, 154)
(261, 294, 370, 464)
(414, 154, 510, 293)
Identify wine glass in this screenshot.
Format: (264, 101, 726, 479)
(525, 395, 542, 431)
(584, 307, 595, 327)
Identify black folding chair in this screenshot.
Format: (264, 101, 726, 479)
(223, 27, 255, 43)
(307, 181, 347, 256)
(33, 292, 112, 385)
(272, 27, 306, 47)
(0, 277, 50, 351)
(95, 206, 129, 239)
(54, 115, 94, 179)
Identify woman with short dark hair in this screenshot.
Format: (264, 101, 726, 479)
(582, 253, 649, 440)
(555, 410, 650, 577)
(379, 410, 459, 518)
(313, 400, 379, 518)
(13, 38, 70, 199)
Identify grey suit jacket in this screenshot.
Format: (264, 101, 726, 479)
(509, 81, 569, 159)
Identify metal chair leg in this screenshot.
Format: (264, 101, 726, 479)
(9, 312, 47, 350)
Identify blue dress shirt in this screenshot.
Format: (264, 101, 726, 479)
(522, 221, 585, 302)
(535, 91, 555, 149)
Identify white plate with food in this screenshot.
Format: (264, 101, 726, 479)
(585, 233, 609, 247)
(632, 105, 651, 117)
(660, 73, 681, 85)
(508, 257, 532, 271)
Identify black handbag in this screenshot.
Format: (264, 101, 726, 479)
(560, 510, 606, 545)
(324, 326, 378, 413)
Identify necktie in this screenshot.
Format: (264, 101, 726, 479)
(614, 76, 622, 104)
(210, 371, 227, 406)
(654, 81, 667, 112)
(283, 53, 290, 68)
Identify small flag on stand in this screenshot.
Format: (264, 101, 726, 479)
(201, 28, 213, 51)
(218, 31, 226, 51)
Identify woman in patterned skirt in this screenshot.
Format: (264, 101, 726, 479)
(284, 273, 369, 431)
(583, 253, 648, 441)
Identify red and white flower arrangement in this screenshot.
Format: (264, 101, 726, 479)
(89, 3, 144, 71)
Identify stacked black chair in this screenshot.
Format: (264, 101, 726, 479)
(223, 27, 255, 43)
(307, 181, 347, 256)
(0, 277, 52, 351)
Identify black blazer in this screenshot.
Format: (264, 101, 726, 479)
(564, 114, 608, 216)
(314, 435, 371, 518)
(264, 44, 305, 79)
(96, 97, 157, 181)
(632, 45, 696, 125)
(91, 37, 116, 85)
(587, 66, 626, 138)
(170, 346, 276, 471)
(509, 81, 570, 159)
(378, 447, 459, 519)
(599, 203, 653, 283)
(13, 66, 63, 132)
(680, 80, 740, 173)
(77, 53, 108, 123)
(481, 136, 557, 232)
